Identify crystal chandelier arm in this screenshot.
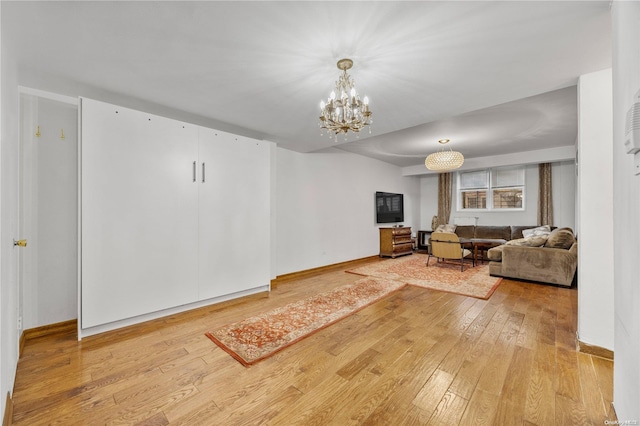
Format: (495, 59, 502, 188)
(319, 58, 372, 139)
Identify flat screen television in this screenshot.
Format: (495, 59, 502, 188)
(376, 191, 404, 223)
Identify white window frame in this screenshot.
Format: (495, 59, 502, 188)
(457, 165, 525, 212)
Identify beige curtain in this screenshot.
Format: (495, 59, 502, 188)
(538, 163, 553, 226)
(437, 172, 452, 227)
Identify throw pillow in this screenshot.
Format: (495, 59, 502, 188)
(522, 225, 551, 238)
(544, 227, 576, 250)
(435, 224, 457, 233)
(505, 235, 549, 247)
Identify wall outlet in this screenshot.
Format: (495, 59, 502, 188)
(17, 317, 22, 330)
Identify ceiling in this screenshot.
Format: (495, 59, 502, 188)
(2, 1, 611, 168)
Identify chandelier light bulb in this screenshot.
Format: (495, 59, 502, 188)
(318, 58, 372, 140)
(320, 100, 325, 110)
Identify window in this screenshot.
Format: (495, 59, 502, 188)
(458, 166, 525, 211)
(459, 170, 488, 209)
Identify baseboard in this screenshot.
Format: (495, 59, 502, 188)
(578, 339, 614, 360)
(3, 392, 13, 426)
(79, 285, 269, 340)
(18, 331, 25, 359)
(610, 402, 618, 422)
(271, 255, 381, 287)
(22, 319, 77, 342)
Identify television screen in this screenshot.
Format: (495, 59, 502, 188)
(376, 192, 404, 223)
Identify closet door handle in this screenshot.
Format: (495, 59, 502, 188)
(192, 161, 196, 182)
(202, 162, 206, 183)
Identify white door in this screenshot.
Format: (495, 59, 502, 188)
(81, 98, 199, 329)
(19, 94, 79, 331)
(198, 128, 271, 300)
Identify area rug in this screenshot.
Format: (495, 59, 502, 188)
(346, 253, 502, 300)
(206, 277, 406, 366)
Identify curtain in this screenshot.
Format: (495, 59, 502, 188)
(538, 163, 553, 226)
(437, 172, 452, 227)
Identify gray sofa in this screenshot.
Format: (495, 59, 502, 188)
(438, 224, 577, 286)
(453, 224, 550, 242)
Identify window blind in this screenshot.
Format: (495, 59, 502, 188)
(459, 170, 488, 189)
(491, 166, 524, 188)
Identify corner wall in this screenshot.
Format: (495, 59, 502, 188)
(577, 68, 614, 351)
(0, 19, 21, 419)
(612, 1, 640, 420)
(275, 147, 420, 276)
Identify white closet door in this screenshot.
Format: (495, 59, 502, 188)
(198, 128, 271, 300)
(81, 98, 199, 328)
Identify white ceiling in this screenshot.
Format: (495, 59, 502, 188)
(2, 1, 611, 167)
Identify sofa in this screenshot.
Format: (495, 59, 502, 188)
(486, 227, 577, 287)
(433, 224, 577, 287)
(453, 224, 549, 242)
(432, 224, 548, 255)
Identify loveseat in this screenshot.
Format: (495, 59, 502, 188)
(486, 227, 577, 287)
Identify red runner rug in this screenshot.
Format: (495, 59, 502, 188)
(347, 253, 502, 300)
(206, 277, 406, 366)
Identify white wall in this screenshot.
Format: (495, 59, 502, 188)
(0, 24, 21, 419)
(276, 147, 420, 275)
(20, 95, 77, 329)
(612, 1, 640, 420)
(577, 68, 614, 351)
(452, 164, 539, 226)
(418, 160, 576, 229)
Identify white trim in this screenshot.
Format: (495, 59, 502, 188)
(77, 285, 270, 340)
(77, 99, 83, 338)
(18, 86, 78, 105)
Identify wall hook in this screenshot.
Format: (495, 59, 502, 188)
(60, 129, 65, 140)
(35, 126, 41, 138)
(13, 239, 27, 247)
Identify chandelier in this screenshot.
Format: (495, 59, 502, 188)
(425, 139, 465, 171)
(319, 58, 372, 140)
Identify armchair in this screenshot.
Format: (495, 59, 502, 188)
(427, 231, 474, 271)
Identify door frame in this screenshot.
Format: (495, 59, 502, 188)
(17, 87, 77, 338)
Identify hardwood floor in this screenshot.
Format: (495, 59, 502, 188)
(12, 258, 615, 425)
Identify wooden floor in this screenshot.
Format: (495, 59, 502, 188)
(12, 258, 615, 425)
